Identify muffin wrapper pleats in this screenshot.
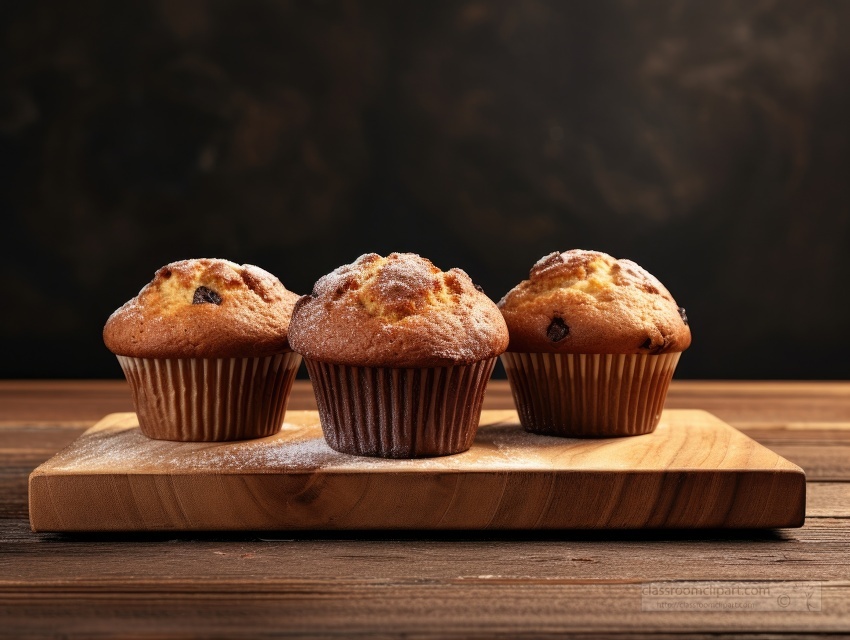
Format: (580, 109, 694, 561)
(304, 358, 497, 458)
(500, 352, 681, 437)
(116, 353, 301, 441)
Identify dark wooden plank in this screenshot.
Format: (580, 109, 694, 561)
(0, 582, 847, 638)
(0, 381, 136, 423)
(808, 482, 850, 517)
(4, 513, 848, 581)
(1, 381, 849, 638)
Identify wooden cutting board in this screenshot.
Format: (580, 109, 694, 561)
(29, 410, 805, 531)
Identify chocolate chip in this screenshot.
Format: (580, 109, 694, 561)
(640, 337, 653, 350)
(546, 317, 569, 342)
(193, 286, 222, 305)
(678, 306, 689, 325)
(474, 283, 485, 293)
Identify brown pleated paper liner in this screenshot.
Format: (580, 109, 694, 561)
(304, 358, 498, 458)
(501, 352, 681, 437)
(116, 352, 301, 441)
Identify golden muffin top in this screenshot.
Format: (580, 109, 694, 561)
(498, 249, 691, 354)
(288, 252, 509, 367)
(103, 258, 300, 358)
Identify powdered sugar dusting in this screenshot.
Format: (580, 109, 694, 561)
(45, 415, 581, 474)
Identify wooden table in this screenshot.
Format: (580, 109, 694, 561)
(2, 380, 849, 638)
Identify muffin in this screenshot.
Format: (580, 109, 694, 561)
(289, 252, 508, 458)
(104, 259, 302, 441)
(498, 250, 690, 437)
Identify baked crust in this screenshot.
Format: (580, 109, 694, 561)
(498, 250, 691, 354)
(103, 258, 300, 358)
(288, 252, 509, 367)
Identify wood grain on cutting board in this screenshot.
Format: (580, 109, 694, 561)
(29, 409, 805, 531)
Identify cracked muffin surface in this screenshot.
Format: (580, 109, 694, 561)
(288, 252, 509, 367)
(498, 249, 691, 354)
(103, 258, 300, 358)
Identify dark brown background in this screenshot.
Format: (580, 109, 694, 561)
(2, 0, 849, 379)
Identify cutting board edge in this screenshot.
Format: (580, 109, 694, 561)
(28, 409, 808, 532)
(29, 466, 807, 532)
